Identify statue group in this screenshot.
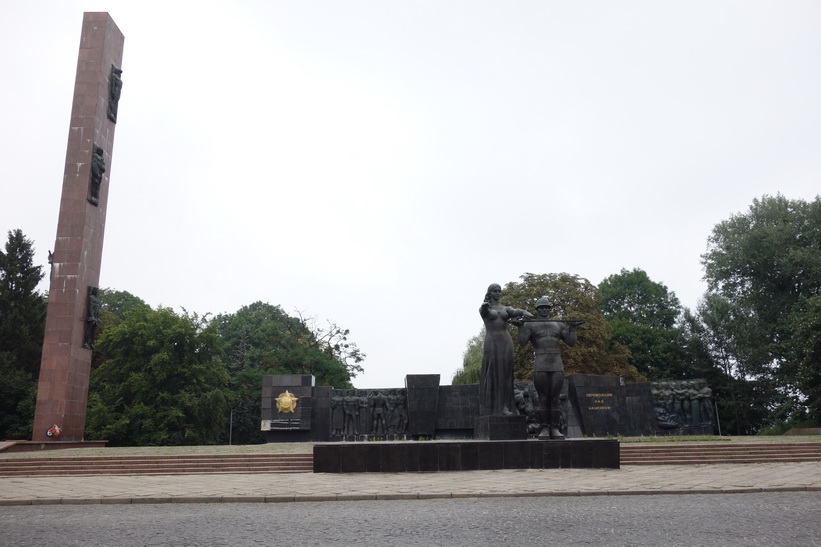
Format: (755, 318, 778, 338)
(480, 284, 583, 440)
(330, 389, 408, 438)
(652, 379, 714, 429)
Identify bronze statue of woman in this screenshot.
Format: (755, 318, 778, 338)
(479, 283, 532, 416)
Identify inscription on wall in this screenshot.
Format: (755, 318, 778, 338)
(585, 392, 614, 411)
(571, 384, 622, 437)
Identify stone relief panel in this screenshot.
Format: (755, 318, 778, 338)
(329, 388, 408, 438)
(651, 379, 714, 429)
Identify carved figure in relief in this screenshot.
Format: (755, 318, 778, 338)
(386, 389, 401, 434)
(358, 395, 371, 434)
(673, 381, 691, 426)
(107, 65, 123, 123)
(330, 391, 344, 436)
(695, 380, 714, 425)
(342, 389, 359, 435)
(395, 389, 408, 434)
(369, 390, 389, 435)
(514, 383, 540, 434)
(88, 145, 106, 206)
(82, 286, 101, 349)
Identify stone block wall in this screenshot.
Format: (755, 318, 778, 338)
(262, 373, 715, 442)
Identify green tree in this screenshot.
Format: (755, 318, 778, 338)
(0, 230, 46, 376)
(85, 306, 229, 446)
(0, 355, 39, 440)
(599, 268, 681, 328)
(99, 288, 149, 321)
(89, 289, 151, 372)
(0, 229, 46, 439)
(214, 302, 365, 444)
(215, 302, 362, 387)
(500, 273, 644, 382)
(676, 307, 745, 434)
(215, 302, 293, 375)
(452, 329, 484, 385)
(789, 295, 821, 424)
(295, 310, 366, 383)
(598, 268, 687, 380)
(694, 295, 776, 434)
(701, 194, 821, 424)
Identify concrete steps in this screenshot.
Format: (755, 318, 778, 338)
(620, 442, 821, 465)
(0, 453, 314, 477)
(4, 442, 819, 475)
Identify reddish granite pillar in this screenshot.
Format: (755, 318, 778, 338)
(32, 13, 124, 442)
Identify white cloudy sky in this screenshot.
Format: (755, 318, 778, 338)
(2, 2, 819, 389)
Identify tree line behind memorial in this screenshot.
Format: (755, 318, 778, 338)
(455, 193, 821, 436)
(0, 271, 364, 446)
(1, 194, 819, 444)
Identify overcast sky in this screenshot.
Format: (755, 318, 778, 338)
(2, 2, 820, 389)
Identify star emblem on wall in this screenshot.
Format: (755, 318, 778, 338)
(275, 390, 299, 413)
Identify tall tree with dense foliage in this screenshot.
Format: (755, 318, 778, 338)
(486, 273, 643, 382)
(89, 289, 151, 372)
(790, 295, 821, 423)
(0, 230, 46, 439)
(701, 194, 821, 426)
(598, 268, 687, 380)
(452, 329, 484, 385)
(99, 288, 150, 321)
(85, 306, 229, 446)
(214, 302, 364, 444)
(675, 306, 752, 435)
(695, 294, 776, 434)
(0, 230, 46, 376)
(215, 302, 363, 386)
(599, 268, 681, 328)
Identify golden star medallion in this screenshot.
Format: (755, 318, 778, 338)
(275, 390, 299, 413)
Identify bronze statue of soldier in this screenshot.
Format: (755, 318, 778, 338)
(517, 296, 584, 439)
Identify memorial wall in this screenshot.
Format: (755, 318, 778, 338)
(261, 373, 715, 442)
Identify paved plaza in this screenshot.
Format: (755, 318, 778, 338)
(1, 461, 820, 505)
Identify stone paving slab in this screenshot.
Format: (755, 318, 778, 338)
(0, 462, 820, 506)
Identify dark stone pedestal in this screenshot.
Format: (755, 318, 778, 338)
(313, 439, 619, 473)
(474, 415, 527, 440)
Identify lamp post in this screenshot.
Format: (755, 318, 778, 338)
(229, 409, 234, 446)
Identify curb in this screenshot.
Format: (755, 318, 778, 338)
(0, 486, 818, 507)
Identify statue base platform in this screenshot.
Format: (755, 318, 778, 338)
(0, 440, 107, 453)
(313, 439, 619, 473)
(474, 415, 527, 440)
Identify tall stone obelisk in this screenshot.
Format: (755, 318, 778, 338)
(32, 13, 124, 442)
